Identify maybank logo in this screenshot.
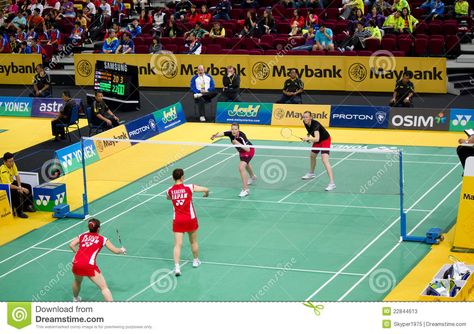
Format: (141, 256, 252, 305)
(162, 107, 178, 124)
(228, 105, 260, 118)
(0, 62, 37, 76)
(103, 132, 128, 148)
(370, 66, 443, 81)
(284, 110, 328, 120)
(463, 193, 474, 200)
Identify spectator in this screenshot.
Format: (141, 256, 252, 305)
(198, 5, 212, 25)
(4, 0, 19, 15)
(220, 65, 240, 102)
(0, 152, 35, 219)
(392, 0, 410, 13)
(91, 91, 120, 129)
(149, 37, 162, 54)
(400, 7, 418, 33)
(419, 0, 445, 20)
(185, 32, 202, 54)
(76, 11, 88, 32)
(373, 0, 392, 13)
(305, 0, 324, 9)
(337, 21, 372, 51)
(306, 8, 319, 28)
(214, 0, 231, 20)
(454, 0, 469, 17)
(44, 0, 61, 10)
(153, 8, 166, 33)
(364, 20, 382, 42)
(28, 0, 44, 16)
(112, 0, 126, 22)
(365, 7, 385, 28)
(99, 0, 111, 17)
(291, 26, 316, 51)
(175, 0, 192, 20)
(210, 22, 226, 38)
(30, 64, 51, 97)
(66, 22, 83, 46)
(383, 10, 403, 34)
(0, 32, 7, 53)
(26, 26, 38, 40)
(8, 11, 26, 31)
(290, 9, 305, 36)
(314, 23, 334, 51)
(18, 40, 30, 53)
(241, 9, 258, 37)
(88, 8, 105, 41)
(186, 5, 199, 25)
(242, 0, 259, 8)
(51, 90, 75, 141)
(191, 64, 217, 122)
(9, 35, 19, 52)
(102, 29, 119, 53)
(349, 8, 366, 31)
(281, 0, 295, 8)
(0, 12, 5, 28)
(390, 71, 414, 107)
(116, 32, 134, 54)
(457, 136, 474, 169)
(258, 8, 276, 35)
(45, 23, 61, 51)
(184, 22, 208, 39)
(29, 38, 44, 58)
(126, 19, 142, 38)
(276, 69, 304, 104)
(61, 0, 75, 18)
(84, 0, 96, 15)
(139, 9, 153, 25)
(340, 0, 364, 20)
(163, 15, 180, 38)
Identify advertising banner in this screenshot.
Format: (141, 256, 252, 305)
(216, 102, 273, 124)
(31, 98, 82, 118)
(330, 105, 390, 129)
(54, 139, 100, 175)
(388, 108, 450, 131)
(0, 97, 32, 117)
(0, 190, 13, 223)
(153, 102, 186, 133)
(125, 114, 159, 143)
(93, 125, 131, 159)
(449, 108, 474, 132)
(0, 54, 43, 85)
(271, 104, 330, 127)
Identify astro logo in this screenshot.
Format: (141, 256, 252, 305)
(149, 118, 156, 131)
(375, 111, 387, 124)
(452, 115, 472, 127)
(61, 153, 73, 168)
(162, 107, 178, 124)
(36, 195, 51, 206)
(55, 192, 65, 205)
(435, 112, 446, 124)
(228, 105, 260, 117)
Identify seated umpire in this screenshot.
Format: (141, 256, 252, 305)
(390, 71, 415, 107)
(51, 90, 76, 141)
(0, 152, 35, 219)
(91, 91, 120, 129)
(276, 69, 304, 104)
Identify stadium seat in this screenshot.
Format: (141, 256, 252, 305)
(364, 39, 380, 52)
(287, 50, 310, 55)
(414, 38, 429, 56)
(310, 50, 326, 55)
(85, 107, 103, 136)
(414, 22, 428, 35)
(264, 50, 280, 55)
(442, 22, 459, 35)
(230, 9, 244, 20)
(135, 45, 148, 54)
(55, 104, 81, 142)
(260, 35, 275, 45)
(273, 38, 290, 50)
(357, 50, 373, 56)
(163, 45, 178, 53)
(391, 51, 406, 57)
(325, 8, 340, 20)
(342, 51, 358, 56)
(206, 44, 222, 54)
(429, 38, 444, 56)
(381, 37, 396, 51)
(229, 49, 249, 54)
(445, 35, 461, 58)
(249, 49, 264, 55)
(276, 22, 291, 34)
(398, 38, 413, 56)
(428, 22, 443, 35)
(326, 50, 343, 56)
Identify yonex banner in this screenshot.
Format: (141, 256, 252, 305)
(153, 102, 186, 133)
(31, 98, 83, 118)
(271, 104, 330, 127)
(54, 139, 100, 175)
(125, 114, 159, 143)
(449, 109, 474, 132)
(389, 108, 450, 131)
(0, 97, 32, 117)
(0, 54, 42, 85)
(329, 105, 390, 129)
(216, 102, 273, 124)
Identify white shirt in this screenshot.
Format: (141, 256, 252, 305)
(29, 4, 44, 16)
(86, 3, 96, 15)
(100, 3, 111, 16)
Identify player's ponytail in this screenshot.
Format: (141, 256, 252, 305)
(88, 218, 101, 233)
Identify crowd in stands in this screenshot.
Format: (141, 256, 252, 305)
(0, 0, 472, 59)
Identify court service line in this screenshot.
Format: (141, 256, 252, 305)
(278, 152, 357, 203)
(0, 147, 233, 265)
(304, 162, 460, 302)
(0, 153, 237, 280)
(31, 246, 365, 277)
(337, 181, 462, 301)
(137, 193, 431, 213)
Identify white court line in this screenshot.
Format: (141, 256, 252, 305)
(337, 181, 462, 301)
(404, 153, 457, 157)
(126, 261, 189, 302)
(278, 152, 356, 203)
(31, 246, 365, 277)
(137, 193, 431, 213)
(216, 152, 457, 165)
(304, 162, 460, 302)
(0, 147, 232, 266)
(0, 153, 237, 280)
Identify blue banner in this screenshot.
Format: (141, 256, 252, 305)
(216, 102, 273, 125)
(329, 105, 390, 129)
(125, 114, 159, 143)
(31, 98, 82, 118)
(153, 102, 186, 133)
(0, 184, 11, 204)
(54, 139, 100, 175)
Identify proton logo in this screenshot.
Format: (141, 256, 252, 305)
(375, 111, 387, 124)
(452, 114, 471, 126)
(435, 112, 446, 124)
(61, 154, 73, 168)
(348, 63, 367, 82)
(274, 108, 285, 120)
(149, 118, 157, 131)
(252, 62, 270, 81)
(77, 60, 92, 78)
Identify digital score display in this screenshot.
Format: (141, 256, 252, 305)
(93, 61, 140, 104)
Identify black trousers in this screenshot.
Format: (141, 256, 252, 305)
(276, 94, 302, 104)
(457, 145, 474, 169)
(219, 91, 241, 102)
(51, 119, 68, 137)
(195, 91, 218, 116)
(11, 181, 34, 214)
(390, 98, 413, 108)
(92, 117, 120, 130)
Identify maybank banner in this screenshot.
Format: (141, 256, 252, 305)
(93, 125, 131, 159)
(74, 54, 446, 93)
(0, 54, 43, 85)
(55, 139, 100, 174)
(271, 104, 330, 127)
(153, 102, 186, 133)
(330, 105, 390, 129)
(216, 102, 273, 124)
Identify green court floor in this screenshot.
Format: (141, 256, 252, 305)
(0, 141, 462, 302)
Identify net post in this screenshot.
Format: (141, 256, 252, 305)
(399, 149, 407, 240)
(81, 136, 89, 218)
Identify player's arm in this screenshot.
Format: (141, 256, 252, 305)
(106, 108, 119, 121)
(304, 130, 320, 143)
(210, 131, 226, 140)
(194, 185, 209, 197)
(69, 237, 80, 253)
(105, 239, 126, 255)
(458, 135, 474, 145)
(232, 138, 250, 152)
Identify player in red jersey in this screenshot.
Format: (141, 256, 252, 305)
(69, 218, 126, 302)
(167, 168, 209, 276)
(211, 123, 257, 197)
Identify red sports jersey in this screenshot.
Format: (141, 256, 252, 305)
(167, 184, 199, 232)
(73, 232, 107, 267)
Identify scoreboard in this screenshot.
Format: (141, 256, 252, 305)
(94, 61, 140, 105)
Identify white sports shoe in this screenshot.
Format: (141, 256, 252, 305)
(194, 93, 203, 98)
(73, 296, 82, 302)
(199, 116, 206, 122)
(174, 264, 181, 276)
(247, 176, 257, 185)
(325, 183, 336, 191)
(192, 259, 201, 268)
(301, 173, 315, 180)
(239, 189, 249, 197)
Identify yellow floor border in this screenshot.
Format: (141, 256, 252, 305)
(0, 123, 467, 301)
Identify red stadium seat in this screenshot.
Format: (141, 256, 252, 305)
(135, 45, 148, 54)
(260, 35, 275, 45)
(429, 38, 444, 56)
(342, 50, 357, 56)
(391, 51, 405, 57)
(428, 22, 443, 35)
(381, 37, 396, 51)
(287, 50, 310, 55)
(273, 38, 290, 50)
(264, 50, 280, 55)
(414, 22, 428, 35)
(325, 8, 340, 20)
(364, 39, 380, 52)
(326, 50, 343, 56)
(276, 22, 291, 34)
(414, 38, 429, 56)
(310, 50, 326, 55)
(249, 49, 264, 55)
(357, 50, 373, 56)
(229, 49, 249, 54)
(163, 45, 178, 53)
(445, 35, 461, 58)
(206, 44, 222, 54)
(442, 22, 459, 35)
(398, 38, 413, 55)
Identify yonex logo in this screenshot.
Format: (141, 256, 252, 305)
(61, 153, 73, 168)
(36, 195, 51, 206)
(55, 192, 65, 205)
(176, 199, 185, 206)
(452, 114, 472, 127)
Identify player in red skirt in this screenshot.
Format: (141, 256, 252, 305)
(211, 123, 257, 197)
(302, 111, 336, 191)
(69, 218, 126, 302)
(167, 168, 209, 276)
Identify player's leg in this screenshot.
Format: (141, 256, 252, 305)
(188, 230, 201, 268)
(321, 152, 336, 191)
(174, 232, 184, 275)
(72, 274, 83, 301)
(89, 271, 113, 302)
(302, 152, 317, 179)
(245, 163, 257, 183)
(238, 161, 250, 196)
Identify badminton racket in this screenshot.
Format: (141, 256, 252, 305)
(280, 128, 304, 141)
(116, 228, 126, 255)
